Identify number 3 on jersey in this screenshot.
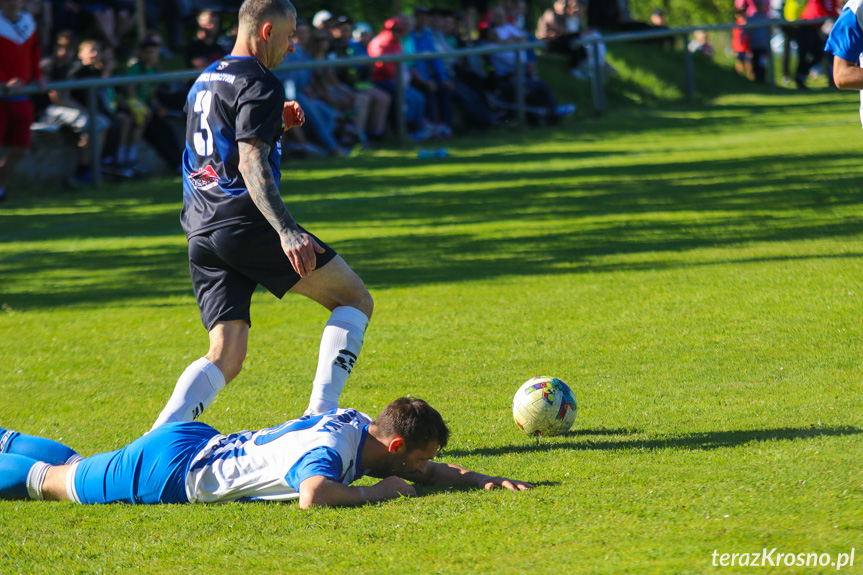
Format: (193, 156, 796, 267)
(193, 90, 214, 157)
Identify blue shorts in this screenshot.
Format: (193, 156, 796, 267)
(72, 422, 219, 505)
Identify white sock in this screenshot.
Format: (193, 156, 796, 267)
(26, 461, 51, 501)
(151, 357, 226, 430)
(307, 306, 369, 414)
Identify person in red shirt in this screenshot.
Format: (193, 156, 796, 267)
(732, 9, 752, 79)
(368, 18, 429, 137)
(0, 0, 45, 202)
(796, 0, 841, 89)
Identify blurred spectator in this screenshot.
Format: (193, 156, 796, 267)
(744, 0, 772, 82)
(0, 0, 45, 202)
(736, 0, 760, 17)
(307, 27, 364, 148)
(732, 8, 752, 78)
(795, 0, 839, 89)
(650, 8, 667, 27)
(36, 34, 110, 186)
(779, 0, 802, 85)
(94, 45, 137, 176)
(368, 17, 430, 138)
(67, 39, 115, 178)
(352, 21, 373, 46)
(486, 6, 575, 124)
(124, 35, 183, 172)
(277, 19, 349, 156)
(330, 16, 391, 146)
(186, 10, 227, 70)
(433, 8, 497, 130)
(687, 30, 714, 58)
(458, 0, 490, 38)
(536, 0, 589, 78)
(405, 7, 454, 137)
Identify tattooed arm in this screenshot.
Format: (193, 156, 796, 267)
(237, 138, 325, 277)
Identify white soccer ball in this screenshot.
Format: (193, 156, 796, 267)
(512, 376, 577, 436)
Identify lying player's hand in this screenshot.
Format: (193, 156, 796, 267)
(373, 476, 416, 501)
(478, 475, 534, 491)
(283, 100, 305, 131)
(280, 229, 326, 277)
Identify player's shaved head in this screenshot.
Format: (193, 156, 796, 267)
(238, 0, 296, 30)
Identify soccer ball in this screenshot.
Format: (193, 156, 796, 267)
(512, 376, 577, 436)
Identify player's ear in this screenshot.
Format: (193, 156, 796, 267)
(387, 437, 406, 454)
(261, 22, 273, 40)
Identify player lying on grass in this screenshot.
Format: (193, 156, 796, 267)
(0, 398, 532, 507)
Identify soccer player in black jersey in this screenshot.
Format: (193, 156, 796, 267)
(151, 0, 374, 429)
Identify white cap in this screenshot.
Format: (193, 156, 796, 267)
(312, 10, 332, 28)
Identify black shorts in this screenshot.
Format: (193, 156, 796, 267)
(188, 223, 338, 331)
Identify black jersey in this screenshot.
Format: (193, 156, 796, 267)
(181, 56, 285, 239)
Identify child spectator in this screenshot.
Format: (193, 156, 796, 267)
(744, 0, 772, 83)
(732, 8, 752, 78)
(67, 39, 115, 180)
(687, 30, 714, 58)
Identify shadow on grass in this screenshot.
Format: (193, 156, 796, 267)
(414, 479, 559, 497)
(1, 93, 861, 310)
(444, 425, 863, 457)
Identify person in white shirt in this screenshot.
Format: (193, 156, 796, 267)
(0, 397, 533, 508)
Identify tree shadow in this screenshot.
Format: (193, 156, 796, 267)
(443, 425, 863, 458)
(1, 97, 860, 309)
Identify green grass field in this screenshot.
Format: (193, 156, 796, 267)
(1, 81, 862, 573)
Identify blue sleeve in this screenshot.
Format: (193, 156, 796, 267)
(825, 7, 863, 62)
(284, 446, 343, 490)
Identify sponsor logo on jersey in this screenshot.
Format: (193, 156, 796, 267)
(197, 71, 236, 84)
(217, 60, 229, 70)
(188, 165, 220, 191)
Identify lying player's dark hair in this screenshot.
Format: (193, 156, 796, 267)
(239, 0, 297, 29)
(375, 397, 450, 451)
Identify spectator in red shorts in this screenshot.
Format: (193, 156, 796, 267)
(0, 0, 45, 203)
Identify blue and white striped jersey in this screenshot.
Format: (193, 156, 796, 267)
(185, 409, 372, 503)
(825, 0, 863, 127)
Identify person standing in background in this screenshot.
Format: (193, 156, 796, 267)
(0, 0, 45, 203)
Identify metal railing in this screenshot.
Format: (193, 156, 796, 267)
(1, 16, 827, 186)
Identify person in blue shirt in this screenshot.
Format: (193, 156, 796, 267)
(406, 7, 455, 137)
(825, 0, 863, 127)
(0, 397, 533, 508)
